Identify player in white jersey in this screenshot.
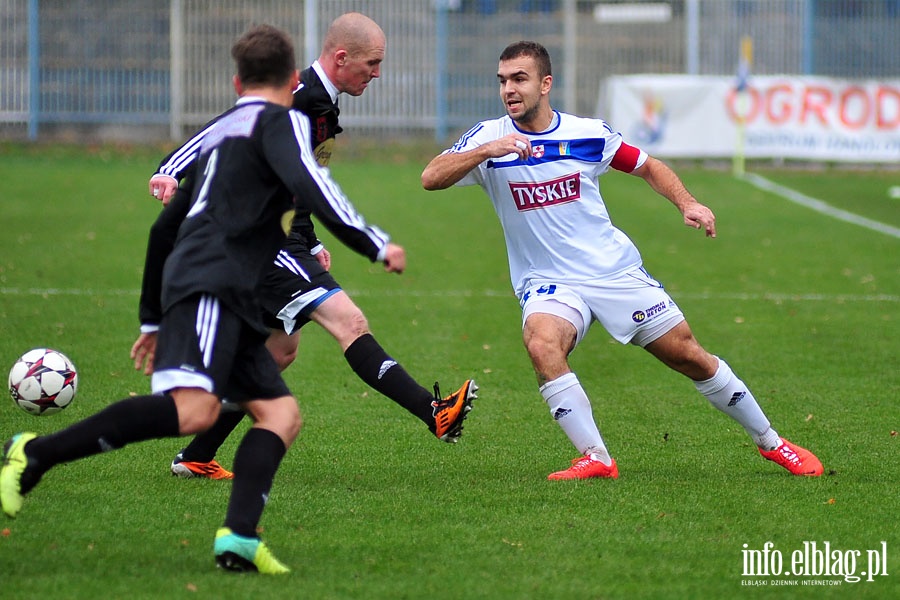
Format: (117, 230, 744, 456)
(421, 40, 823, 480)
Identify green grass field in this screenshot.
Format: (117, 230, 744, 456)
(0, 144, 897, 599)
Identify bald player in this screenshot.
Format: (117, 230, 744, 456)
(140, 13, 476, 480)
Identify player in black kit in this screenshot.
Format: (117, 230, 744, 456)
(1, 24, 400, 574)
(138, 13, 476, 481)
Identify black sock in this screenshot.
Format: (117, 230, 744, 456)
(23, 394, 180, 493)
(224, 428, 286, 538)
(344, 334, 435, 427)
(179, 409, 245, 463)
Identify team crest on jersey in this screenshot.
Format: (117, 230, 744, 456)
(315, 115, 329, 143)
(508, 173, 581, 212)
(532, 144, 545, 158)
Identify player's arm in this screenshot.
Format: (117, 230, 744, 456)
(130, 332, 157, 376)
(137, 187, 192, 333)
(421, 133, 532, 190)
(149, 174, 179, 205)
(313, 246, 331, 271)
(132, 186, 192, 374)
(289, 209, 321, 250)
(303, 226, 332, 271)
(267, 110, 402, 271)
(288, 211, 331, 269)
(149, 119, 218, 204)
(618, 144, 717, 239)
(287, 102, 338, 266)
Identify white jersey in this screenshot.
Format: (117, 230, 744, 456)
(449, 110, 647, 298)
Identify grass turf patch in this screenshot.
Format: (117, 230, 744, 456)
(0, 146, 897, 599)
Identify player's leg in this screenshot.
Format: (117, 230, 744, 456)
(642, 319, 775, 438)
(265, 327, 301, 371)
(520, 292, 617, 480)
(584, 267, 819, 477)
(169, 328, 301, 479)
(170, 404, 244, 480)
(215, 396, 298, 575)
(2, 295, 231, 517)
(300, 284, 475, 442)
(213, 338, 298, 574)
(0, 390, 203, 518)
(641, 318, 822, 476)
(263, 248, 475, 441)
(168, 276, 307, 479)
(221, 396, 300, 541)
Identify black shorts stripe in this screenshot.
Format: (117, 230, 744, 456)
(196, 294, 220, 367)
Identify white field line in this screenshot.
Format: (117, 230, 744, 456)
(741, 172, 900, 239)
(0, 287, 896, 303)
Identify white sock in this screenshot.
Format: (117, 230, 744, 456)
(540, 372, 612, 465)
(694, 358, 780, 450)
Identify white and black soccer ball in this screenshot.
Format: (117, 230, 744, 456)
(8, 348, 78, 415)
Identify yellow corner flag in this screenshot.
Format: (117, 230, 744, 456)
(733, 36, 753, 177)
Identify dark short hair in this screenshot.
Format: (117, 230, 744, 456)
(499, 41, 552, 78)
(231, 24, 296, 87)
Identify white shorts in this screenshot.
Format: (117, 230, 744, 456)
(519, 267, 684, 348)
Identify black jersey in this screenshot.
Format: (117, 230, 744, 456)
(294, 66, 342, 167)
(142, 67, 379, 329)
(285, 66, 343, 251)
(161, 97, 387, 332)
(154, 66, 340, 252)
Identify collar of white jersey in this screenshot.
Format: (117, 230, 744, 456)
(311, 60, 340, 104)
(511, 110, 561, 136)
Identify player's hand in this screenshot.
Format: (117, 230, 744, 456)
(314, 247, 332, 271)
(382, 243, 406, 274)
(130, 332, 157, 375)
(489, 134, 532, 160)
(149, 174, 179, 206)
(682, 202, 717, 238)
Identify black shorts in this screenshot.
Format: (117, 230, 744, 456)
(259, 248, 342, 335)
(152, 293, 291, 403)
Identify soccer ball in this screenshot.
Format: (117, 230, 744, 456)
(8, 348, 78, 415)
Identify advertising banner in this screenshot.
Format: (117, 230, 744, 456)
(603, 75, 900, 163)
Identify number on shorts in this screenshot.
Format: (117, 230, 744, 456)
(523, 284, 557, 303)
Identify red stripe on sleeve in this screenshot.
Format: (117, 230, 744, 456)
(610, 142, 641, 172)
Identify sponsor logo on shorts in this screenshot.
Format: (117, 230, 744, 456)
(509, 173, 581, 212)
(631, 301, 669, 324)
